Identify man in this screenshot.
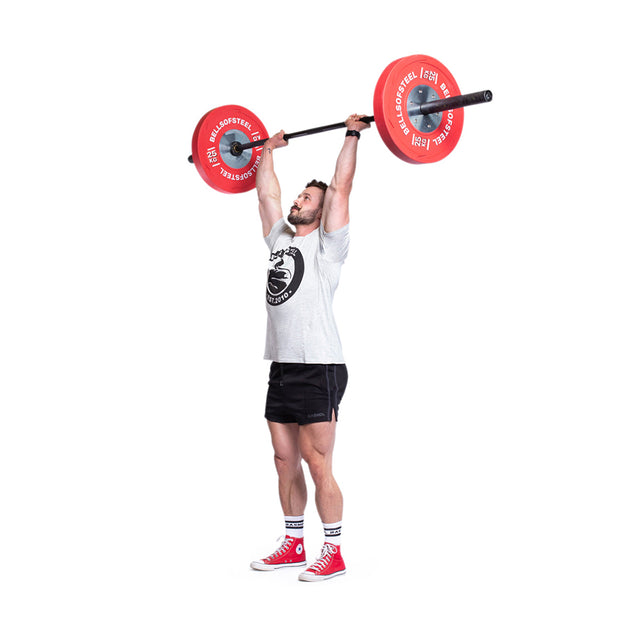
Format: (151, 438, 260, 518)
(249, 114, 370, 581)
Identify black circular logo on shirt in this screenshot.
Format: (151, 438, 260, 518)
(266, 247, 304, 306)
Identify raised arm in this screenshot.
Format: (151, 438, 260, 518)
(256, 130, 288, 237)
(321, 114, 371, 233)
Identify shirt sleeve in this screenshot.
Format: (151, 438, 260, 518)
(264, 218, 292, 251)
(319, 223, 350, 264)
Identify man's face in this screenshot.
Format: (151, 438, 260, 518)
(287, 187, 324, 226)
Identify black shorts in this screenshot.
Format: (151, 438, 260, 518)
(265, 362, 348, 425)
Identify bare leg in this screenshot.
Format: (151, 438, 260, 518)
(267, 421, 307, 516)
(298, 414, 343, 524)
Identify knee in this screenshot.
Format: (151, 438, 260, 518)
(302, 452, 331, 483)
(274, 452, 301, 476)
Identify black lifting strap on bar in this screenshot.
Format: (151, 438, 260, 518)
(187, 89, 492, 162)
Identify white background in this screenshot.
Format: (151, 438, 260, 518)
(1, 1, 638, 638)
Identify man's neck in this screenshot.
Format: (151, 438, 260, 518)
(294, 221, 321, 237)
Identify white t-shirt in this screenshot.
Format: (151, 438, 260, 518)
(263, 218, 349, 364)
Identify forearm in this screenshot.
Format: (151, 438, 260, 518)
(256, 131, 287, 236)
(330, 135, 359, 195)
(322, 116, 369, 232)
(256, 145, 281, 200)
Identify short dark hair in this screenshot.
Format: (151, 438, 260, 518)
(306, 179, 328, 193)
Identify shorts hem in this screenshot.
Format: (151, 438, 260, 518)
(264, 412, 339, 426)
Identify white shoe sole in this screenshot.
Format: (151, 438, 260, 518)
(250, 560, 307, 571)
(298, 569, 346, 582)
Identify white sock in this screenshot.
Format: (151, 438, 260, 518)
(285, 515, 304, 539)
(323, 521, 342, 546)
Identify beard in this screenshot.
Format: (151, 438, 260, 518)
(288, 206, 321, 226)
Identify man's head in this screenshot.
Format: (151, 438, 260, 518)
(288, 179, 328, 226)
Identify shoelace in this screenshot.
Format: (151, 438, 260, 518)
(307, 543, 337, 572)
(266, 536, 292, 561)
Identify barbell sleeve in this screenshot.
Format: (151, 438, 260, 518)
(419, 89, 492, 115)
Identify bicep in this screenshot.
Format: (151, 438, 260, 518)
(321, 186, 349, 233)
(259, 195, 284, 237)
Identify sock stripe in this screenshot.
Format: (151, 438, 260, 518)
(285, 516, 304, 536)
(323, 522, 342, 538)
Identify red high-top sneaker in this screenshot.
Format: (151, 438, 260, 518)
(250, 536, 306, 571)
(298, 543, 346, 581)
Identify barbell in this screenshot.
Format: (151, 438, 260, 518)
(189, 54, 492, 194)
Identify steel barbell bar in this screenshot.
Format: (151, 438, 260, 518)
(187, 90, 491, 163)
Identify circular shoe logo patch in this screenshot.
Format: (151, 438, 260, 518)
(267, 247, 304, 306)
